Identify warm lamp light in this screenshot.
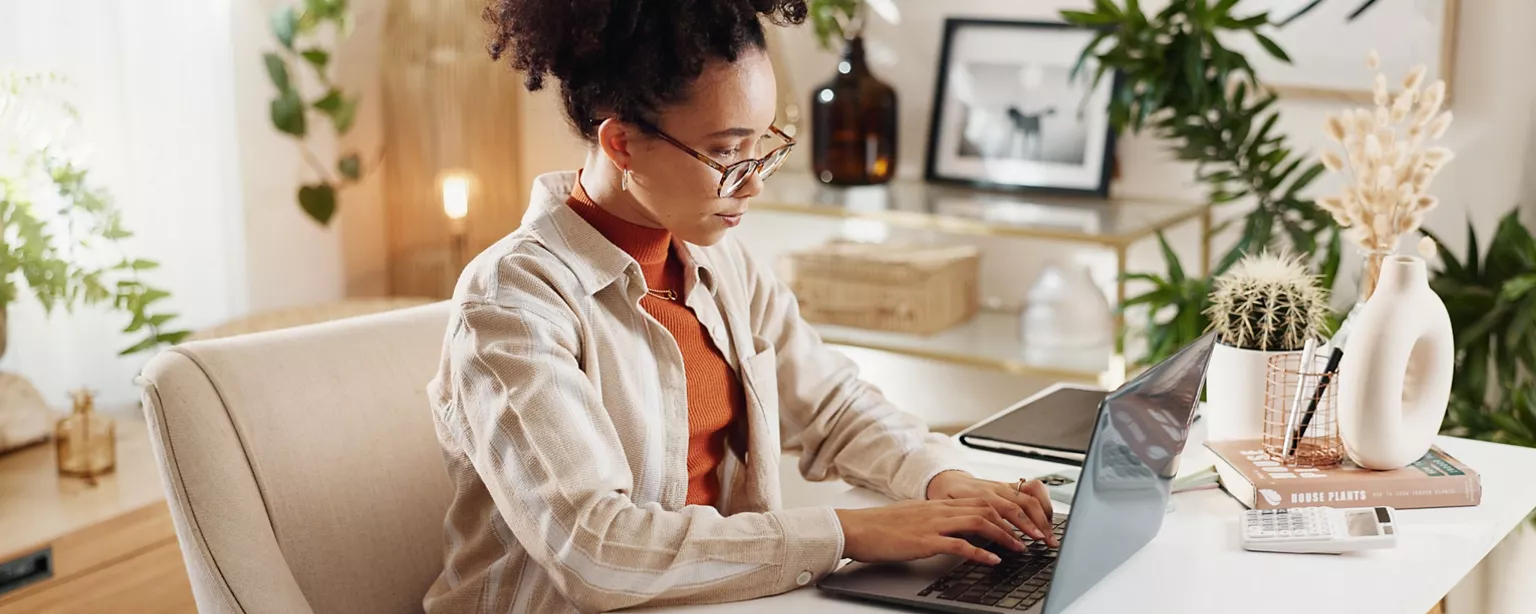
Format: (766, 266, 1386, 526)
(440, 171, 475, 278)
(441, 173, 471, 221)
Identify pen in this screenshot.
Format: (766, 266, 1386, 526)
(1282, 336, 1318, 458)
(1287, 322, 1356, 457)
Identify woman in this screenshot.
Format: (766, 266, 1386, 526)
(425, 1, 1058, 612)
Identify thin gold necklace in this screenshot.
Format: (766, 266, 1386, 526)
(646, 288, 677, 301)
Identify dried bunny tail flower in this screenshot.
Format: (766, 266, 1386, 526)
(1374, 73, 1390, 107)
(1321, 150, 1345, 172)
(1328, 208, 1353, 228)
(1392, 91, 1414, 122)
(1375, 105, 1391, 128)
(1429, 111, 1454, 139)
(1355, 108, 1376, 134)
(1395, 161, 1416, 185)
(1348, 140, 1368, 169)
(1375, 165, 1395, 190)
(1413, 168, 1432, 190)
(1325, 115, 1348, 143)
(1403, 65, 1428, 91)
(1413, 104, 1437, 128)
(1377, 128, 1396, 151)
(1364, 133, 1383, 159)
(1422, 81, 1447, 114)
(1416, 195, 1439, 212)
(1349, 226, 1374, 250)
(1419, 235, 1439, 259)
(1344, 186, 1363, 208)
(1367, 49, 1382, 69)
(1396, 183, 1417, 207)
(1397, 211, 1425, 235)
(1319, 195, 1345, 212)
(1424, 147, 1455, 168)
(1372, 215, 1394, 240)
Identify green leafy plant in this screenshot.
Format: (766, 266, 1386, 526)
(264, 0, 370, 225)
(0, 74, 189, 356)
(807, 0, 861, 50)
(1062, 0, 1341, 366)
(1423, 210, 1536, 446)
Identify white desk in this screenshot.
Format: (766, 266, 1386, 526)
(654, 432, 1536, 614)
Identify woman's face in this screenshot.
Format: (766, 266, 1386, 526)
(622, 48, 781, 246)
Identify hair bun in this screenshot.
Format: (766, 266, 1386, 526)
(486, 0, 806, 139)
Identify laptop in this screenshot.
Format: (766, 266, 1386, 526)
(817, 333, 1216, 613)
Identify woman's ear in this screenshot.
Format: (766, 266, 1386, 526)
(595, 118, 636, 171)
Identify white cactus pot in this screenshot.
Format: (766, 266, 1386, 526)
(1205, 343, 1296, 442)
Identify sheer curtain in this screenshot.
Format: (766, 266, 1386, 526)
(0, 0, 249, 407)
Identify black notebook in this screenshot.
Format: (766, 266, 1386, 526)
(957, 384, 1108, 465)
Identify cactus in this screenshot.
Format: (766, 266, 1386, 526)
(1205, 251, 1329, 351)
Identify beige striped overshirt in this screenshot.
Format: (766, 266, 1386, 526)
(423, 172, 967, 613)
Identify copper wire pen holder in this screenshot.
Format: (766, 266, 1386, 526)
(1261, 351, 1345, 468)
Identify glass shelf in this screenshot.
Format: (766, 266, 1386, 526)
(756, 172, 1211, 248)
(813, 309, 1115, 383)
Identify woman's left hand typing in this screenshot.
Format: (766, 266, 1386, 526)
(926, 470, 1060, 547)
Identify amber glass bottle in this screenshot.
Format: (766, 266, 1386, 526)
(56, 390, 115, 479)
(810, 36, 898, 185)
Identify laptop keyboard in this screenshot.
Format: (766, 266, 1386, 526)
(917, 514, 1069, 610)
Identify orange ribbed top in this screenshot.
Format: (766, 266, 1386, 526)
(566, 176, 746, 507)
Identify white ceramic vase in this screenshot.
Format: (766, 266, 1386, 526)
(1020, 261, 1114, 367)
(1336, 255, 1455, 470)
(1205, 343, 1294, 442)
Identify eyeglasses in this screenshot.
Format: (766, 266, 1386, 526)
(638, 122, 795, 198)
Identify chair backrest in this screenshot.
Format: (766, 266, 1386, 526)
(139, 302, 455, 614)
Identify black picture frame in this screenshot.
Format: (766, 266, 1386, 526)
(923, 19, 1119, 198)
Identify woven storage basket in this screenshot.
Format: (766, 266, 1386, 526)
(783, 242, 980, 335)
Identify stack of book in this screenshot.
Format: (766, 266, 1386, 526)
(1207, 440, 1482, 510)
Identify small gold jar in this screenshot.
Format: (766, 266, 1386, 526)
(55, 389, 115, 480)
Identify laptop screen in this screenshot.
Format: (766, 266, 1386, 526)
(1041, 333, 1214, 614)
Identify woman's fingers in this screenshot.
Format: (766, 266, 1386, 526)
(1011, 481, 1059, 547)
(953, 500, 1024, 550)
(934, 537, 1002, 565)
(1003, 492, 1053, 544)
(1019, 479, 1055, 520)
(938, 513, 1021, 554)
(981, 493, 1044, 542)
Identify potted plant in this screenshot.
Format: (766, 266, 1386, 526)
(1424, 210, 1536, 447)
(1203, 251, 1330, 442)
(1061, 0, 1342, 369)
(0, 74, 188, 360)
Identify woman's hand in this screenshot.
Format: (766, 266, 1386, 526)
(925, 470, 1059, 547)
(834, 499, 1027, 566)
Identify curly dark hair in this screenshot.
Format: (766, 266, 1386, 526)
(485, 0, 806, 141)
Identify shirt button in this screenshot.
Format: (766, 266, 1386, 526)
(796, 571, 813, 586)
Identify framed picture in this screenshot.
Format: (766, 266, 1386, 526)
(924, 19, 1117, 197)
(1231, 0, 1458, 103)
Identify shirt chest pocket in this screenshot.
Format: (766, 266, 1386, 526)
(739, 336, 781, 450)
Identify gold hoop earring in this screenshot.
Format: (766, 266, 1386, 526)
(622, 168, 632, 192)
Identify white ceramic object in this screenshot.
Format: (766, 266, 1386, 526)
(1020, 261, 1113, 350)
(0, 371, 52, 453)
(1336, 255, 1455, 470)
(1205, 343, 1295, 442)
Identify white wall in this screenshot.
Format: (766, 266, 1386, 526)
(0, 0, 372, 407)
(230, 0, 348, 314)
(0, 0, 252, 407)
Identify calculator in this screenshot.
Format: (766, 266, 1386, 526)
(1240, 506, 1399, 554)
